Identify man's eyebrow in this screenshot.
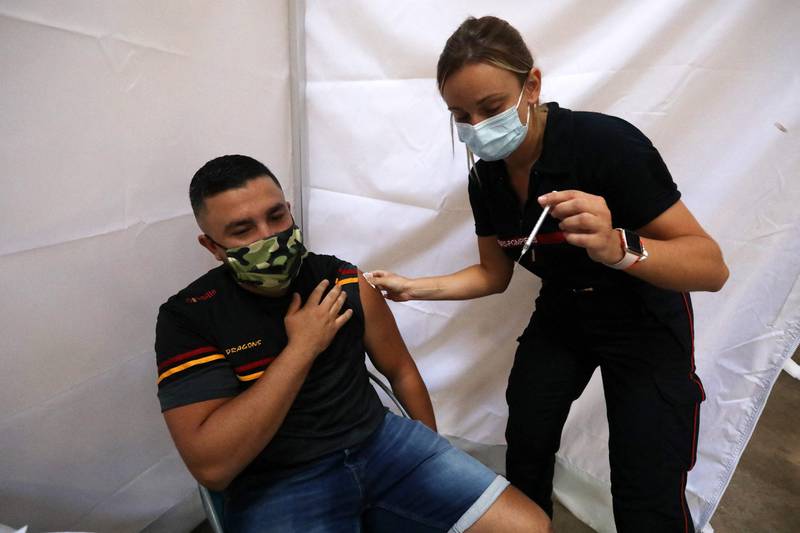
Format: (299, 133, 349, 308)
(266, 203, 287, 216)
(223, 218, 254, 233)
(221, 202, 287, 233)
(448, 92, 505, 111)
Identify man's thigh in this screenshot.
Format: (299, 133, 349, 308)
(224, 452, 362, 533)
(358, 412, 507, 532)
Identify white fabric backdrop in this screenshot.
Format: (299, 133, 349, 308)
(1, 1, 798, 531)
(304, 1, 800, 531)
(0, 1, 293, 531)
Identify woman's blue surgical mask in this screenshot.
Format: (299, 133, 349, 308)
(455, 85, 530, 161)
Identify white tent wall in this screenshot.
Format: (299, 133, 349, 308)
(0, 1, 293, 531)
(304, 1, 800, 532)
(1, 1, 797, 531)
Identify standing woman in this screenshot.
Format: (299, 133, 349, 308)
(369, 16, 728, 532)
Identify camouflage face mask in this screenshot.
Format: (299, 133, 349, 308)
(223, 225, 308, 296)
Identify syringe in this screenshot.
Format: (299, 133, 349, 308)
(516, 203, 552, 266)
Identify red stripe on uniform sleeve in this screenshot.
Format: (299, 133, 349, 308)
(234, 357, 276, 373)
(338, 268, 358, 275)
(158, 346, 218, 371)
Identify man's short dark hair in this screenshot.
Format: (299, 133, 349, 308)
(190, 155, 282, 215)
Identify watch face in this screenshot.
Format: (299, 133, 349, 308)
(623, 229, 644, 255)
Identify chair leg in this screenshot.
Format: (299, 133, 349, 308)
(198, 484, 225, 533)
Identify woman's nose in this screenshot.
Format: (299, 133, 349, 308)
(468, 113, 490, 126)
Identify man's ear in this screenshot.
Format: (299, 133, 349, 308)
(198, 234, 226, 262)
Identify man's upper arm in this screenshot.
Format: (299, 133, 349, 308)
(155, 303, 242, 470)
(163, 397, 230, 456)
(155, 304, 239, 412)
(358, 270, 415, 379)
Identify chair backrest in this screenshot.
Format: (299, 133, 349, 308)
(366, 370, 409, 418)
(197, 370, 408, 532)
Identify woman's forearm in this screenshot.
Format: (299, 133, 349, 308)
(404, 263, 511, 300)
(625, 235, 729, 292)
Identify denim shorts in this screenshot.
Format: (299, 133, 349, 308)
(224, 411, 508, 533)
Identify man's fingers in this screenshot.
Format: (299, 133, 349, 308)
(319, 283, 343, 308)
(307, 279, 330, 305)
(330, 289, 348, 316)
(334, 308, 354, 328)
(285, 292, 302, 315)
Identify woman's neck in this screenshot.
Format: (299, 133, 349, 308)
(504, 104, 548, 177)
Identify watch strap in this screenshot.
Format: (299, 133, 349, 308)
(606, 228, 647, 270)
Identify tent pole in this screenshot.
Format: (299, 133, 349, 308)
(288, 0, 307, 235)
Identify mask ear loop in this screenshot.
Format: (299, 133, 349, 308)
(518, 79, 535, 128)
(450, 111, 480, 188)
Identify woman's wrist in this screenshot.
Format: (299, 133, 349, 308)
(602, 228, 649, 270)
(603, 229, 626, 265)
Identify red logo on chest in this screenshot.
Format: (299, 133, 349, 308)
(185, 289, 217, 304)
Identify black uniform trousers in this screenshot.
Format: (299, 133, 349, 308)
(505, 283, 703, 532)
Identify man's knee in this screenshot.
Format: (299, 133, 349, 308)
(468, 485, 552, 533)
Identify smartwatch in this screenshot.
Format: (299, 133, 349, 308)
(606, 228, 648, 270)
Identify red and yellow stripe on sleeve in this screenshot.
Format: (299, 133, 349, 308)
(233, 357, 277, 382)
(157, 346, 225, 384)
(335, 267, 359, 287)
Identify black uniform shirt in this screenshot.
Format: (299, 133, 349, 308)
(468, 102, 690, 332)
(154, 253, 386, 479)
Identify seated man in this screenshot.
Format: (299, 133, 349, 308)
(155, 155, 551, 533)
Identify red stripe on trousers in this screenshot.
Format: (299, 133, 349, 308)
(681, 471, 689, 533)
(690, 402, 699, 469)
(682, 293, 706, 399)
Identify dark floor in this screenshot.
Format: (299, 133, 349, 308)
(709, 351, 800, 533)
(192, 352, 799, 532)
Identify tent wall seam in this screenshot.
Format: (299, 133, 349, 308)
(288, 0, 307, 233)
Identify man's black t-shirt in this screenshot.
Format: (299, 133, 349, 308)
(154, 253, 386, 479)
(468, 102, 690, 338)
